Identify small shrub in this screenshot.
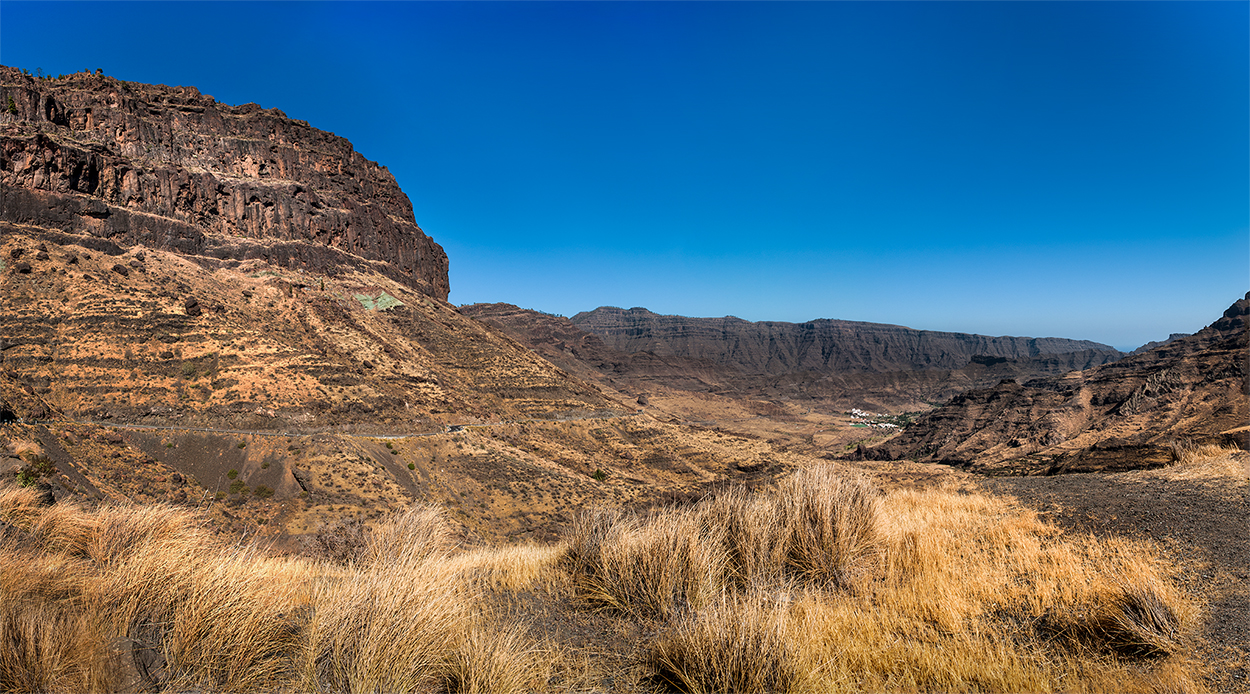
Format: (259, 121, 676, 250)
(407, 463, 416, 470)
(226, 469, 238, 480)
(181, 363, 197, 379)
(215, 491, 226, 500)
(261, 461, 270, 469)
(15, 456, 56, 487)
(229, 481, 249, 496)
(592, 469, 607, 481)
(254, 485, 274, 500)
(237, 442, 246, 449)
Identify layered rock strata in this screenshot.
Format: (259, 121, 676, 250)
(0, 66, 448, 299)
(572, 306, 1120, 375)
(857, 294, 1249, 473)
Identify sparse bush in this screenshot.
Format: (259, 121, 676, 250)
(254, 485, 274, 500)
(14, 456, 55, 488)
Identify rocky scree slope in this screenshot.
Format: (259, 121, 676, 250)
(572, 306, 1121, 375)
(858, 293, 1250, 474)
(0, 66, 448, 299)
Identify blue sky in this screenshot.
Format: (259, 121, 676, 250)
(2, 1, 1245, 350)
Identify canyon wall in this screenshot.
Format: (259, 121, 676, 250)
(572, 306, 1120, 375)
(0, 66, 448, 299)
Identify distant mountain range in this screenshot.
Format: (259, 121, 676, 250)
(570, 306, 1121, 375)
(465, 304, 1125, 413)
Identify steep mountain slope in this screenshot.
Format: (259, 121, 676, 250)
(0, 233, 622, 429)
(0, 66, 448, 298)
(0, 70, 807, 543)
(858, 293, 1249, 474)
(572, 306, 1121, 375)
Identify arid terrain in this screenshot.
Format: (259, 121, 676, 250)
(1, 67, 1246, 693)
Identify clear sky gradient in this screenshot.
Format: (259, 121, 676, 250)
(2, 1, 1245, 350)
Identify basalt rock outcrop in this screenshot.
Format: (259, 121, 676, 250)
(857, 293, 1249, 473)
(571, 306, 1121, 375)
(0, 66, 448, 299)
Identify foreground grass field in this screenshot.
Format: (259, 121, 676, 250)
(1, 458, 1211, 693)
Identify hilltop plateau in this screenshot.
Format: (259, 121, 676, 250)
(465, 302, 1128, 445)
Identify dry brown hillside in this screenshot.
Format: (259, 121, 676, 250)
(858, 293, 1249, 474)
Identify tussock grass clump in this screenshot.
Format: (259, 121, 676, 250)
(648, 591, 798, 694)
(0, 491, 549, 694)
(444, 617, 550, 694)
(1, 488, 310, 693)
(566, 506, 727, 619)
(567, 466, 1201, 693)
(566, 465, 883, 618)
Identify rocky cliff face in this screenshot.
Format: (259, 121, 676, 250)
(571, 307, 1121, 375)
(858, 293, 1249, 473)
(0, 66, 448, 299)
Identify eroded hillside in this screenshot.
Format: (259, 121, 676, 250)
(859, 293, 1249, 474)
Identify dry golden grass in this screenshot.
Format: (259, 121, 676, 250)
(0, 460, 1207, 693)
(566, 464, 1203, 693)
(1156, 443, 1247, 482)
(0, 491, 547, 693)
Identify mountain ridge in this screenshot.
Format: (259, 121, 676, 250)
(571, 305, 1120, 375)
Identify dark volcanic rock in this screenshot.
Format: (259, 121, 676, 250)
(860, 293, 1250, 473)
(571, 306, 1121, 375)
(0, 66, 449, 300)
(110, 263, 128, 276)
(184, 296, 201, 317)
